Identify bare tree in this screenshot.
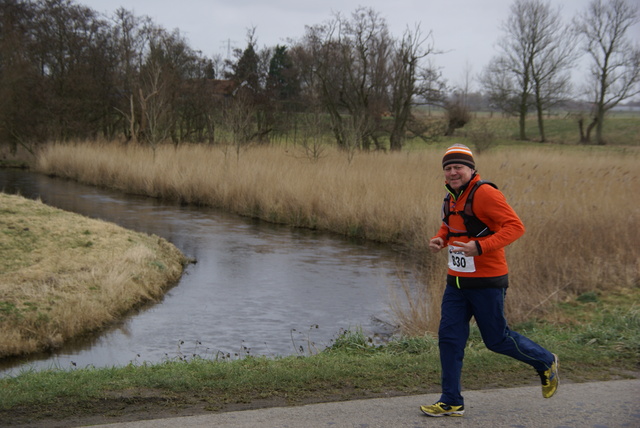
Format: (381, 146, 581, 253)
(482, 0, 576, 142)
(138, 54, 171, 153)
(443, 62, 475, 137)
(295, 109, 328, 162)
(110, 10, 209, 146)
(455, 61, 475, 110)
(28, 0, 114, 141)
(300, 7, 393, 151)
(0, 0, 42, 152)
(1, 0, 217, 148)
(296, 7, 442, 152)
(300, 23, 350, 148)
(574, 0, 640, 145)
(110, 9, 148, 142)
(528, 3, 578, 142)
(497, 0, 537, 140)
(479, 56, 520, 117)
(225, 87, 255, 159)
(388, 25, 435, 151)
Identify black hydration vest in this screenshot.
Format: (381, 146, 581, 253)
(443, 180, 497, 238)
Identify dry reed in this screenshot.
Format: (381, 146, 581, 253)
(35, 142, 640, 334)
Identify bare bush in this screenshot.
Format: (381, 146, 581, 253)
(465, 118, 497, 154)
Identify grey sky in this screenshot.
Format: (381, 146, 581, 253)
(81, 0, 639, 91)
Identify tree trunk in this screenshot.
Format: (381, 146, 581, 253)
(129, 94, 137, 144)
(587, 119, 598, 144)
(577, 116, 598, 144)
(595, 109, 605, 145)
(578, 118, 587, 143)
(536, 101, 546, 143)
(518, 91, 528, 140)
(390, 102, 410, 151)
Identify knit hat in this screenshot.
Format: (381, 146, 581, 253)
(442, 144, 475, 169)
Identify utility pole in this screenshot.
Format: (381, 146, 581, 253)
(220, 38, 236, 60)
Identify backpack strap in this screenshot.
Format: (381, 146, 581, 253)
(443, 180, 497, 238)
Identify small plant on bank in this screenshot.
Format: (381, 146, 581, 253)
(325, 328, 376, 354)
(295, 110, 329, 163)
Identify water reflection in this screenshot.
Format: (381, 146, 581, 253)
(0, 169, 416, 376)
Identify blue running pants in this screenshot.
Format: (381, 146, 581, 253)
(438, 285, 554, 405)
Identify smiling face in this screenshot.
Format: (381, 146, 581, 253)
(444, 163, 475, 191)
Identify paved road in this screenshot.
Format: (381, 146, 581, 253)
(93, 379, 639, 428)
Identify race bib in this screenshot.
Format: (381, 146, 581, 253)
(448, 246, 476, 273)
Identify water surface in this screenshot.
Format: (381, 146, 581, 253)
(0, 169, 417, 376)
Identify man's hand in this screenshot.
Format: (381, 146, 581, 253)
(429, 237, 445, 253)
(452, 240, 479, 257)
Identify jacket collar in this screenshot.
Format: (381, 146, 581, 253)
(445, 172, 479, 199)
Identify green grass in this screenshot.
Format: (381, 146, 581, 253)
(410, 109, 639, 145)
(1, 287, 637, 423)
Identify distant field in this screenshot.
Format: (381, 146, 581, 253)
(411, 109, 640, 146)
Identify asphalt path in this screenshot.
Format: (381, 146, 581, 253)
(92, 379, 639, 428)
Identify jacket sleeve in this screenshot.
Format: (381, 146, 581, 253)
(432, 221, 449, 245)
(473, 185, 525, 253)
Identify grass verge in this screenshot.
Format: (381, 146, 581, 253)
(0, 287, 638, 426)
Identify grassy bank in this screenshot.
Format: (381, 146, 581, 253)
(0, 193, 187, 358)
(1, 288, 638, 426)
(35, 142, 640, 333)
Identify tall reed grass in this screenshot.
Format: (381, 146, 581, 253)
(35, 142, 640, 333)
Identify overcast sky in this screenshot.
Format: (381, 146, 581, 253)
(80, 0, 640, 90)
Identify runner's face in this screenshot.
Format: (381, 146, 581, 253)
(444, 164, 474, 190)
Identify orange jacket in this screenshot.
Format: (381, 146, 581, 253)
(433, 173, 525, 283)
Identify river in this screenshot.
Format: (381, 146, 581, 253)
(0, 169, 419, 376)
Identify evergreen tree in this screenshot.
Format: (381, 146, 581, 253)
(227, 40, 260, 90)
(267, 45, 298, 100)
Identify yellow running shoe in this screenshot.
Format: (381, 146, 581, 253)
(420, 402, 465, 417)
(538, 353, 559, 398)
